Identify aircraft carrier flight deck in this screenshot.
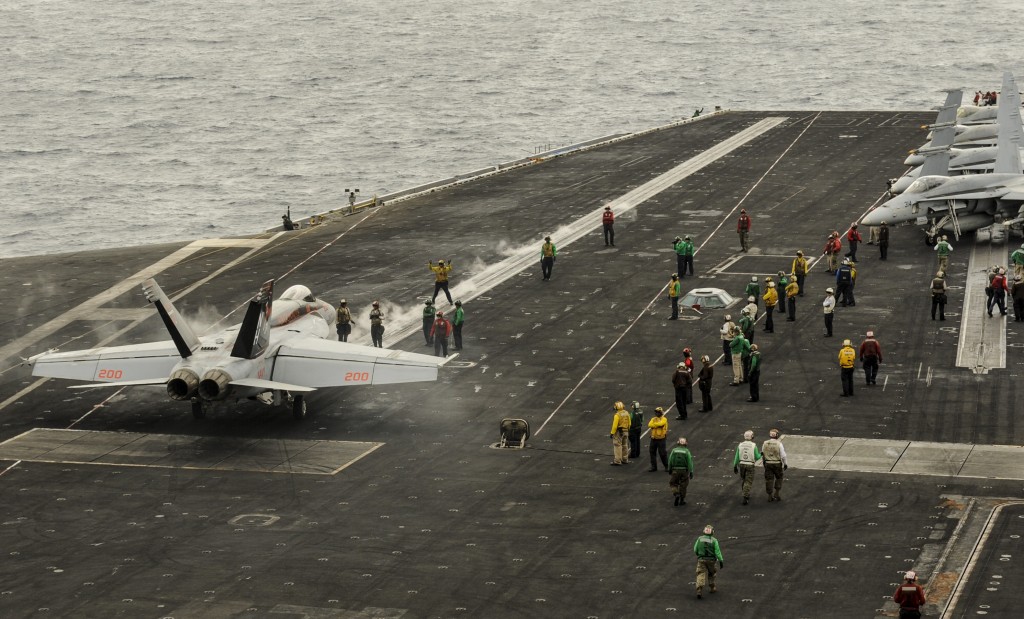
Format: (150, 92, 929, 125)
(1, 110, 1022, 618)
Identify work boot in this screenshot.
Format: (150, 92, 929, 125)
(674, 495, 680, 506)
(768, 494, 774, 502)
(774, 490, 781, 501)
(742, 497, 748, 505)
(710, 584, 717, 594)
(696, 588, 702, 599)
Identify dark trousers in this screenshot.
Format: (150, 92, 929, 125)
(848, 285, 856, 306)
(453, 323, 463, 349)
(371, 324, 384, 348)
(744, 329, 754, 345)
(764, 306, 775, 332)
(700, 384, 713, 412)
(841, 367, 854, 395)
(721, 340, 732, 364)
(603, 224, 614, 246)
(336, 323, 351, 342)
(670, 296, 679, 319)
(676, 254, 686, 278)
(674, 387, 688, 419)
(795, 273, 805, 296)
(787, 296, 796, 320)
(989, 291, 1007, 315)
(824, 313, 833, 336)
(628, 429, 641, 459)
(685, 384, 693, 404)
(863, 357, 878, 384)
(422, 317, 433, 345)
(670, 469, 690, 500)
(837, 283, 851, 305)
(931, 297, 946, 320)
(1015, 298, 1024, 321)
(846, 241, 858, 260)
(649, 438, 667, 470)
(433, 334, 449, 357)
(541, 257, 554, 280)
(433, 281, 452, 304)
(682, 255, 694, 276)
(742, 355, 751, 382)
(879, 241, 888, 260)
(748, 369, 760, 401)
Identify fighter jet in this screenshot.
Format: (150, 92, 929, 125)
(863, 72, 1024, 243)
(27, 278, 448, 419)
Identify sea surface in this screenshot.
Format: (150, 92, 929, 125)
(2, 0, 1023, 258)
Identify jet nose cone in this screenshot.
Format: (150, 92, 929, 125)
(861, 207, 887, 227)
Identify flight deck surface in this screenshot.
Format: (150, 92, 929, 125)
(1, 111, 1022, 618)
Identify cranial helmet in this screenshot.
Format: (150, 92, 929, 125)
(654, 407, 664, 414)
(826, 287, 834, 294)
(769, 428, 779, 438)
(683, 347, 691, 355)
(678, 438, 688, 446)
(743, 430, 753, 440)
(632, 401, 640, 409)
(425, 300, 433, 306)
(905, 570, 917, 582)
(701, 355, 710, 363)
(703, 525, 714, 535)
(748, 296, 755, 302)
(614, 401, 625, 410)
(751, 276, 758, 282)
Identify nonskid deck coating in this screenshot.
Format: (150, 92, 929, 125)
(0, 112, 1021, 618)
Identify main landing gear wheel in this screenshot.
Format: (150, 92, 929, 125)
(292, 395, 307, 420)
(191, 400, 206, 419)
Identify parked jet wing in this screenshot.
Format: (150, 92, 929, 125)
(271, 339, 449, 387)
(29, 341, 182, 382)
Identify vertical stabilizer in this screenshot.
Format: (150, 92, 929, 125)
(994, 72, 1023, 175)
(142, 278, 201, 358)
(934, 88, 963, 125)
(919, 146, 951, 178)
(230, 280, 274, 359)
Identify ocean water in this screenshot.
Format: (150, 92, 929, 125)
(2, 0, 1023, 258)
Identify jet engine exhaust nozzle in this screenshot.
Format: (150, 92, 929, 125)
(166, 369, 200, 400)
(198, 369, 232, 401)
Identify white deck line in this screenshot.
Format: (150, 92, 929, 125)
(955, 236, 1008, 372)
(369, 117, 789, 349)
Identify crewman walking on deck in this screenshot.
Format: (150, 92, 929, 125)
(736, 209, 751, 252)
(648, 407, 669, 471)
(989, 267, 1009, 317)
(672, 362, 691, 420)
(746, 344, 761, 402)
(761, 429, 788, 501)
(452, 300, 465, 350)
(744, 276, 760, 310)
(792, 250, 808, 296)
(428, 259, 454, 304)
(698, 355, 714, 412)
(430, 311, 452, 357)
(681, 348, 695, 403)
(540, 236, 557, 280)
(859, 331, 882, 385)
(762, 281, 778, 333)
(785, 276, 799, 321)
(839, 339, 857, 396)
(668, 273, 681, 320)
(610, 401, 630, 465)
(878, 221, 890, 260)
(1012, 276, 1024, 322)
(422, 300, 436, 346)
(720, 315, 736, 364)
(668, 438, 694, 505)
(732, 430, 762, 505)
(836, 259, 854, 306)
(823, 288, 836, 337)
(628, 401, 644, 461)
(846, 223, 862, 260)
(935, 236, 953, 274)
(694, 525, 724, 598)
(336, 299, 352, 342)
(602, 206, 615, 246)
(893, 571, 926, 619)
(369, 301, 385, 348)
(1011, 243, 1024, 279)
(931, 272, 948, 320)
(823, 231, 841, 273)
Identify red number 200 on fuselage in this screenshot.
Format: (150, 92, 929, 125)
(98, 369, 123, 379)
(344, 372, 370, 382)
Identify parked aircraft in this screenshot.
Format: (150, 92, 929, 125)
(863, 72, 1024, 243)
(28, 278, 448, 419)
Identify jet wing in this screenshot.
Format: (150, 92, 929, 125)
(271, 340, 448, 387)
(29, 341, 183, 383)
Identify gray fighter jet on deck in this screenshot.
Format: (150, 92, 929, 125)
(863, 72, 1024, 243)
(27, 278, 447, 419)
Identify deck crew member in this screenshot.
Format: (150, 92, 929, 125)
(697, 355, 714, 412)
(336, 299, 352, 342)
(739, 307, 754, 344)
(369, 301, 385, 348)
(931, 272, 947, 320)
(792, 250, 808, 296)
(732, 430, 762, 505)
(674, 235, 695, 277)
(428, 259, 454, 304)
(761, 429, 787, 501)
(628, 401, 644, 460)
(648, 407, 669, 471)
(1011, 243, 1024, 279)
(746, 344, 761, 402)
(540, 236, 557, 280)
(422, 300, 435, 346)
(762, 281, 778, 333)
(452, 300, 465, 350)
(878, 221, 889, 260)
(720, 315, 735, 364)
(785, 276, 799, 320)
(729, 328, 750, 386)
(668, 438, 694, 505)
(672, 362, 691, 420)
(744, 276, 760, 309)
(736, 209, 751, 252)
(893, 571, 926, 619)
(823, 231, 841, 273)
(823, 287, 836, 336)
(610, 401, 630, 465)
(1012, 275, 1024, 322)
(694, 525, 724, 598)
(846, 223, 862, 260)
(602, 206, 615, 246)
(839, 338, 857, 396)
(668, 273, 681, 320)
(430, 311, 452, 357)
(836, 259, 854, 306)
(988, 267, 1009, 317)
(859, 331, 882, 385)
(934, 236, 952, 273)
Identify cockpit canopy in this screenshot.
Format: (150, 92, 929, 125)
(905, 176, 949, 194)
(279, 285, 315, 303)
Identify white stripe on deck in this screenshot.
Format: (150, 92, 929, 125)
(955, 235, 1008, 372)
(374, 117, 789, 348)
(783, 434, 1024, 480)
